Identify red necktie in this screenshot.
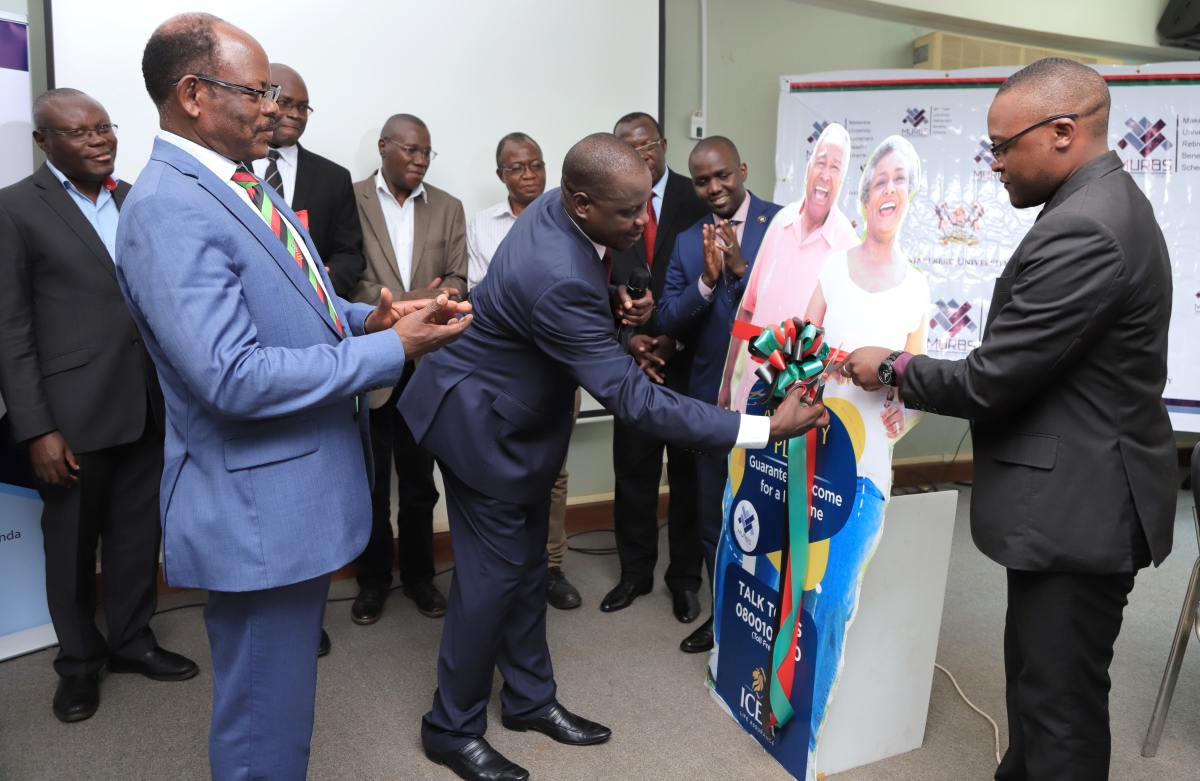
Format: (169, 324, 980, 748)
(602, 249, 613, 284)
(643, 197, 658, 268)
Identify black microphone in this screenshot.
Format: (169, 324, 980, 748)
(618, 266, 652, 351)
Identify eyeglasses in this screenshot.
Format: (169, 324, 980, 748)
(499, 161, 545, 176)
(176, 75, 281, 103)
(383, 138, 437, 162)
(988, 113, 1079, 158)
(632, 139, 665, 154)
(276, 97, 314, 116)
(37, 124, 118, 140)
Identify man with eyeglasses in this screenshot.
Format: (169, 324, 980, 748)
(465, 132, 583, 611)
(250, 63, 365, 300)
(117, 15, 470, 777)
(0, 87, 199, 724)
(842, 57, 1175, 780)
(602, 112, 709, 625)
(349, 113, 468, 626)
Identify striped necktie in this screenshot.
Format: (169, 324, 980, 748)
(231, 165, 343, 336)
(263, 148, 284, 200)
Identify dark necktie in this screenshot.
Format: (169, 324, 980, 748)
(643, 197, 658, 267)
(263, 148, 284, 201)
(602, 249, 613, 284)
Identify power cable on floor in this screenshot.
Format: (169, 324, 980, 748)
(566, 521, 667, 555)
(934, 662, 1001, 766)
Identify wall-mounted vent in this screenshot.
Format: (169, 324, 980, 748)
(912, 31, 1122, 70)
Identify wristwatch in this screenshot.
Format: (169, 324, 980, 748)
(877, 350, 904, 387)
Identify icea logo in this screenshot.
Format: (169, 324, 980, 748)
(741, 667, 768, 724)
(733, 500, 760, 553)
(0, 529, 22, 542)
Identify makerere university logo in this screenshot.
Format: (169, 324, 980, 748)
(733, 500, 760, 553)
(930, 299, 978, 339)
(806, 120, 830, 144)
(1118, 117, 1173, 157)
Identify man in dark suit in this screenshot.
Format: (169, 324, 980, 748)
(602, 112, 710, 623)
(0, 88, 198, 723)
(401, 132, 828, 781)
(349, 114, 468, 624)
(656, 136, 782, 653)
(844, 58, 1176, 781)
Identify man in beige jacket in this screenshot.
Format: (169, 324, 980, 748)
(350, 113, 467, 623)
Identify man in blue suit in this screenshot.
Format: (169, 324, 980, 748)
(656, 136, 782, 654)
(401, 132, 827, 781)
(115, 14, 471, 779)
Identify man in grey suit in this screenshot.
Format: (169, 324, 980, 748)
(349, 114, 468, 623)
(845, 58, 1175, 781)
(0, 89, 198, 723)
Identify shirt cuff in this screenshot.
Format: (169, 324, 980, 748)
(893, 352, 914, 392)
(734, 415, 772, 450)
(697, 277, 715, 300)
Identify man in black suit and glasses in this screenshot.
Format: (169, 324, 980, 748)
(0, 89, 198, 724)
(250, 62, 365, 298)
(844, 58, 1176, 781)
(603, 111, 708, 625)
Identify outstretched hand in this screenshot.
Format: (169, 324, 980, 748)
(365, 287, 472, 334)
(391, 294, 474, 360)
(767, 390, 829, 442)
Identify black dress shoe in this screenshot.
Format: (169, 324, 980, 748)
(502, 702, 612, 745)
(107, 647, 199, 681)
(680, 616, 715, 653)
(53, 673, 100, 723)
(599, 577, 652, 612)
(425, 737, 529, 781)
(318, 629, 331, 657)
(672, 589, 702, 623)
(351, 588, 386, 625)
(404, 582, 448, 617)
(546, 566, 582, 610)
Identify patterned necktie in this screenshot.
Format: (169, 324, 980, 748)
(231, 165, 343, 335)
(263, 149, 284, 201)
(643, 196, 658, 267)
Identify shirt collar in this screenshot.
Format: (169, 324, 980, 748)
(728, 192, 752, 224)
(795, 198, 851, 245)
(562, 203, 607, 260)
(651, 166, 669, 202)
(269, 143, 300, 168)
(374, 168, 426, 206)
(158, 130, 239, 183)
(44, 159, 119, 195)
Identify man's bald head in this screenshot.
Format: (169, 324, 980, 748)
(32, 87, 96, 128)
(998, 57, 1110, 138)
(269, 63, 310, 147)
(562, 132, 648, 200)
(142, 13, 224, 111)
(32, 88, 117, 189)
(689, 135, 741, 167)
(381, 113, 427, 139)
(269, 63, 303, 88)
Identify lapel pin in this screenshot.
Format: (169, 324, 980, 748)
(757, 215, 766, 223)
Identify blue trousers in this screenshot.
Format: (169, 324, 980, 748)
(804, 477, 885, 754)
(422, 463, 556, 753)
(204, 573, 331, 781)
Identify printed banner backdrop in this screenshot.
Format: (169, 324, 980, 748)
(0, 11, 55, 663)
(773, 64, 1200, 432)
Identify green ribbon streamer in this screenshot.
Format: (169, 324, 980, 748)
(766, 433, 810, 729)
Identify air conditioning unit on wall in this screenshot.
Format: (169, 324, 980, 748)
(912, 31, 1122, 70)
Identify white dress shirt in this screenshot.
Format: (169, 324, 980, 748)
(156, 131, 333, 308)
(650, 167, 669, 221)
(251, 142, 299, 207)
(466, 199, 520, 291)
(562, 204, 771, 449)
(374, 169, 427, 292)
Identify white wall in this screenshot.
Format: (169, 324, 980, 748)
(48, 0, 659, 222)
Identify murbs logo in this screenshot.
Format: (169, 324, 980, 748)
(740, 667, 768, 724)
(902, 107, 930, 137)
(973, 139, 995, 166)
(1117, 117, 1175, 174)
(934, 202, 985, 245)
(806, 120, 830, 144)
(930, 299, 978, 339)
(733, 500, 760, 553)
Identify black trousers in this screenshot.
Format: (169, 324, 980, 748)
(356, 363, 438, 593)
(37, 416, 162, 677)
(996, 568, 1137, 781)
(695, 451, 728, 587)
(611, 419, 700, 593)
